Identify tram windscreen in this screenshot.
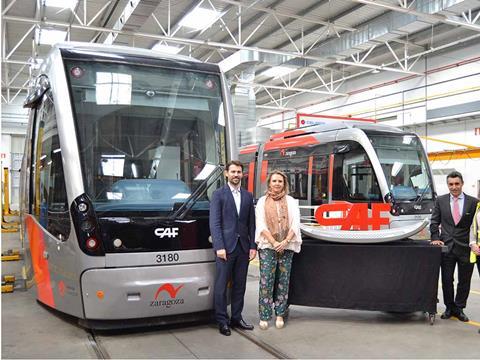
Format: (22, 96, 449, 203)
(367, 133, 433, 201)
(65, 59, 226, 215)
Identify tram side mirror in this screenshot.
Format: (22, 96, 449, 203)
(333, 144, 351, 154)
(384, 192, 393, 203)
(24, 75, 50, 108)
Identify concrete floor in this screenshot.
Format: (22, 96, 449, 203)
(2, 226, 480, 359)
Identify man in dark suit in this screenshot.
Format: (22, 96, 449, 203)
(209, 160, 256, 336)
(430, 171, 479, 322)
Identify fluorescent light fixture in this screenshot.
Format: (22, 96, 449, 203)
(95, 72, 132, 105)
(391, 162, 403, 177)
(262, 66, 296, 78)
(172, 193, 191, 200)
(194, 163, 218, 181)
(402, 136, 413, 145)
(151, 42, 183, 54)
(101, 154, 126, 158)
(179, 7, 222, 30)
(106, 192, 123, 200)
(35, 28, 67, 45)
(101, 158, 125, 177)
(44, 0, 78, 9)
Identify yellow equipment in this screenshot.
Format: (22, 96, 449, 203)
(2, 167, 20, 232)
(1, 274, 16, 293)
(1, 249, 21, 262)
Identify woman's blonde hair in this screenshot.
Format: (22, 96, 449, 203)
(266, 170, 289, 194)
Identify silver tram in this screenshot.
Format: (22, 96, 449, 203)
(20, 42, 235, 328)
(239, 121, 436, 242)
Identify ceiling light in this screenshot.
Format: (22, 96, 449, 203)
(151, 42, 183, 54)
(35, 28, 67, 46)
(44, 0, 78, 9)
(179, 7, 222, 30)
(262, 66, 296, 78)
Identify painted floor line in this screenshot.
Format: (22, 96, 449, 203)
(449, 317, 480, 327)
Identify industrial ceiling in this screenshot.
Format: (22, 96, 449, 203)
(2, 0, 480, 117)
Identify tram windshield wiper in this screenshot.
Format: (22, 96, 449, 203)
(412, 182, 431, 207)
(169, 164, 224, 220)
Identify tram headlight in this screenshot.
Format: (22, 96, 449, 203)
(77, 202, 88, 212)
(86, 237, 99, 250)
(113, 238, 123, 248)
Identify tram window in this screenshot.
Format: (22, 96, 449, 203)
(32, 91, 71, 240)
(65, 60, 226, 214)
(312, 155, 328, 205)
(332, 144, 381, 203)
(266, 156, 308, 200)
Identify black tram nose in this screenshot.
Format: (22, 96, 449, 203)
(71, 194, 104, 256)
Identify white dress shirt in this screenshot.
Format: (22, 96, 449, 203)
(228, 183, 241, 215)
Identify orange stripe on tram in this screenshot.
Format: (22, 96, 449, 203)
(25, 215, 55, 308)
(264, 136, 319, 151)
(248, 161, 255, 193)
(261, 160, 268, 184)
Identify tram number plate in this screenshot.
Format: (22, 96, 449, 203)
(155, 253, 180, 264)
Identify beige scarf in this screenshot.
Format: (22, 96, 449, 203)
(265, 189, 289, 242)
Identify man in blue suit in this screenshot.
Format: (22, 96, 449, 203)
(209, 160, 256, 336)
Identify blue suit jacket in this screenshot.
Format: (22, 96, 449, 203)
(209, 185, 256, 253)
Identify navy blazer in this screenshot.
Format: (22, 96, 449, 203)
(430, 193, 479, 251)
(209, 185, 256, 253)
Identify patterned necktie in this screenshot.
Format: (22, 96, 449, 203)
(453, 197, 461, 225)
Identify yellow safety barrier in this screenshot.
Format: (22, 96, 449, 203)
(1, 284, 14, 293)
(1, 274, 16, 293)
(2, 168, 20, 220)
(1, 249, 21, 262)
(3, 275, 15, 283)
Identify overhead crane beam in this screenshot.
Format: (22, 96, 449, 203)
(428, 148, 480, 161)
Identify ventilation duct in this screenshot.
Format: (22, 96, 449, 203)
(219, 50, 307, 147)
(306, 0, 469, 63)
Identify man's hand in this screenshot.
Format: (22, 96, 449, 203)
(471, 244, 480, 256)
(249, 249, 257, 261)
(430, 240, 444, 246)
(216, 249, 227, 260)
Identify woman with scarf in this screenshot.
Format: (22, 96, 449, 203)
(255, 170, 302, 330)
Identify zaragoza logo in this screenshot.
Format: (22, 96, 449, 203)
(150, 283, 185, 308)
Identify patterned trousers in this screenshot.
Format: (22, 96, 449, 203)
(258, 248, 294, 321)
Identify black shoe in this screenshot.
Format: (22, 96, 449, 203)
(456, 310, 469, 322)
(441, 309, 453, 319)
(230, 319, 254, 330)
(219, 324, 231, 336)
